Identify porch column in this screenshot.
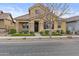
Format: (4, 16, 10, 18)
(16, 21, 19, 33)
(29, 20, 34, 32)
(54, 20, 58, 31)
(39, 19, 44, 32)
(61, 20, 66, 33)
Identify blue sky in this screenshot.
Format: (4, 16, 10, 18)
(0, 3, 34, 18)
(0, 3, 79, 18)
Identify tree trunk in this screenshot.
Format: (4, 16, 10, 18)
(49, 19, 52, 39)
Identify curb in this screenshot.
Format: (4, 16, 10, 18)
(0, 36, 78, 40)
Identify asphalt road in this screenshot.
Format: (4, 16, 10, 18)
(0, 39, 79, 56)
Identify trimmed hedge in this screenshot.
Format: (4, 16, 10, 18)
(30, 32, 35, 36)
(52, 31, 62, 36)
(40, 30, 63, 36)
(8, 29, 16, 34)
(11, 31, 35, 36)
(12, 33, 35, 36)
(40, 30, 49, 36)
(20, 30, 29, 34)
(66, 30, 71, 34)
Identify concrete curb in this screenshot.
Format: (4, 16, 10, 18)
(0, 35, 78, 37)
(0, 36, 78, 39)
(0, 36, 78, 43)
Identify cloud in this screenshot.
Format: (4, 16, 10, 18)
(0, 6, 28, 18)
(0, 4, 79, 18)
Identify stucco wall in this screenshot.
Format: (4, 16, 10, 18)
(4, 19, 11, 30)
(15, 4, 66, 33)
(61, 20, 66, 33)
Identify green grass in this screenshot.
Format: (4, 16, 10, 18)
(12, 33, 35, 36)
(40, 31, 62, 36)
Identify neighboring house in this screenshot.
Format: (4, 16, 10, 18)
(15, 4, 66, 33)
(66, 16, 79, 34)
(0, 11, 15, 33)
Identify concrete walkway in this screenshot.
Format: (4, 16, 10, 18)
(34, 32, 41, 36)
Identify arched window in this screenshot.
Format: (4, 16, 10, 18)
(35, 10, 42, 14)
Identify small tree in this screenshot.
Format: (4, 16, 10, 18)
(45, 3, 70, 39)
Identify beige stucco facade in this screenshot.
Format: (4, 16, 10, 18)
(15, 4, 67, 33)
(61, 20, 67, 33)
(4, 19, 15, 30)
(0, 11, 15, 32)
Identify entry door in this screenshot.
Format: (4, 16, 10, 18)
(34, 21, 39, 32)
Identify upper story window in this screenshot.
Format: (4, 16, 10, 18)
(35, 10, 42, 14)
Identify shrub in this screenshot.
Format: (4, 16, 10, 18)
(40, 31, 45, 36)
(61, 30, 64, 34)
(22, 30, 29, 34)
(44, 30, 49, 35)
(40, 30, 49, 36)
(66, 30, 71, 34)
(40, 31, 43, 35)
(40, 30, 62, 36)
(8, 29, 16, 34)
(40, 30, 63, 36)
(56, 30, 60, 33)
(30, 32, 35, 36)
(52, 30, 62, 36)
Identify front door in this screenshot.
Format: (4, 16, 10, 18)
(34, 21, 39, 32)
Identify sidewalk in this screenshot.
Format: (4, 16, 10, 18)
(0, 35, 78, 39)
(0, 35, 78, 41)
(0, 35, 78, 43)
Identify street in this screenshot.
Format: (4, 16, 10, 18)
(0, 39, 79, 56)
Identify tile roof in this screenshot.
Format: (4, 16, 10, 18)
(66, 16, 79, 22)
(0, 13, 12, 20)
(14, 14, 30, 20)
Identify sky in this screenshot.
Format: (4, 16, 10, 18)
(0, 3, 79, 18)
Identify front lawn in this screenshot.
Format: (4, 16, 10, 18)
(11, 33, 35, 36)
(40, 30, 63, 36)
(8, 29, 35, 36)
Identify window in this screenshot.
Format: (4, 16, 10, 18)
(52, 24, 54, 29)
(44, 21, 54, 29)
(58, 21, 61, 28)
(22, 22, 29, 30)
(35, 10, 41, 14)
(44, 22, 51, 29)
(58, 25, 61, 28)
(44, 22, 49, 29)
